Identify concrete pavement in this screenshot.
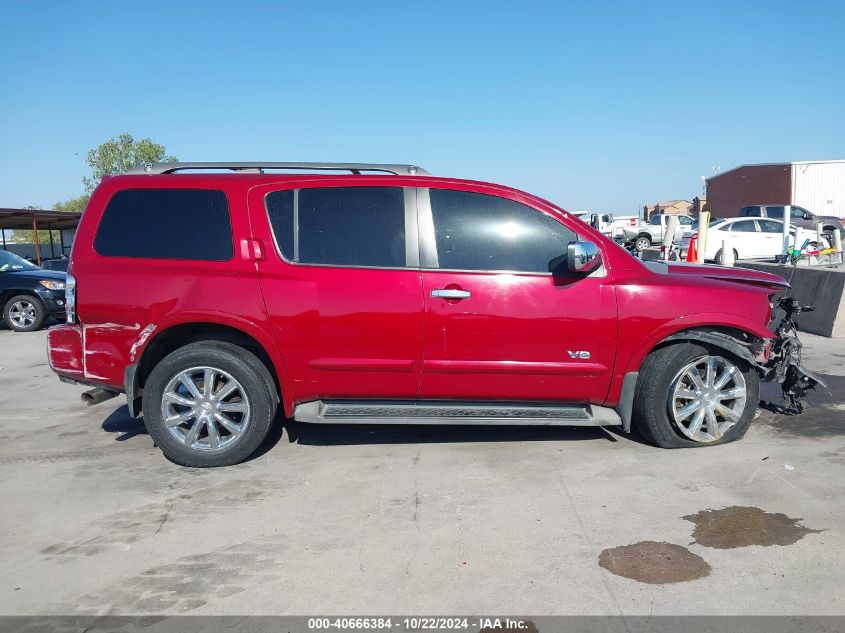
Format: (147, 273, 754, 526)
(1, 327, 843, 615)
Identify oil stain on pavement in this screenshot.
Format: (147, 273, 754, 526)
(683, 506, 823, 549)
(598, 541, 711, 584)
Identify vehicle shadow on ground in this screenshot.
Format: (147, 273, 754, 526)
(101, 405, 148, 441)
(99, 404, 629, 463)
(278, 419, 618, 448)
(100, 387, 836, 461)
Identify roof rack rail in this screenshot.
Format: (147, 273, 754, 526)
(124, 162, 431, 176)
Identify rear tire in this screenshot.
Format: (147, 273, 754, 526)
(3, 294, 46, 332)
(632, 342, 759, 448)
(142, 341, 277, 467)
(634, 236, 651, 253)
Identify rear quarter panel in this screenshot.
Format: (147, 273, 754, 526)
(68, 177, 288, 396)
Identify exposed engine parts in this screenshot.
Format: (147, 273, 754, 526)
(762, 296, 827, 413)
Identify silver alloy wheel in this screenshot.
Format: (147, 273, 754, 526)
(635, 237, 650, 252)
(9, 300, 37, 329)
(668, 355, 747, 442)
(160, 366, 251, 452)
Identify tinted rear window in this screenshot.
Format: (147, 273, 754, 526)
(95, 189, 232, 260)
(266, 187, 406, 268)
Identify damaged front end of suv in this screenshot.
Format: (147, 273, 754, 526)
(760, 296, 827, 412)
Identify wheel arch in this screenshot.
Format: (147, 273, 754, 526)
(657, 327, 760, 366)
(1, 288, 43, 308)
(626, 314, 772, 375)
(611, 320, 770, 432)
(132, 320, 294, 418)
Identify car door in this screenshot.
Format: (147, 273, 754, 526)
(726, 219, 761, 258)
(757, 219, 786, 257)
(416, 187, 617, 403)
(248, 183, 424, 403)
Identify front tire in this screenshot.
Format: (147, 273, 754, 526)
(632, 342, 759, 448)
(142, 341, 277, 467)
(3, 294, 46, 332)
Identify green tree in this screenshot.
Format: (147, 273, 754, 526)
(53, 194, 89, 213)
(82, 132, 177, 193)
(51, 133, 176, 213)
(13, 134, 176, 248)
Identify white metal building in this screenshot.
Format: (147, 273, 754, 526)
(792, 160, 845, 217)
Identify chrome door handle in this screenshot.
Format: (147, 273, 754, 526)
(431, 289, 471, 300)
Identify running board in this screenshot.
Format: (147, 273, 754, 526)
(293, 401, 622, 426)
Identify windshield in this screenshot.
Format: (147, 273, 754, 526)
(0, 250, 39, 272)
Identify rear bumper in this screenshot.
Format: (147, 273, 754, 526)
(46, 323, 85, 380)
(48, 324, 131, 402)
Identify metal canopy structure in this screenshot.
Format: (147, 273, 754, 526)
(0, 208, 83, 265)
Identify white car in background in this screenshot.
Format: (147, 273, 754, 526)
(679, 217, 828, 263)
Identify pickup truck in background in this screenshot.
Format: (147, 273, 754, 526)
(739, 205, 845, 240)
(586, 213, 639, 243)
(624, 213, 696, 253)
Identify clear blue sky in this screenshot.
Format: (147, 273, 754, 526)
(2, 0, 843, 214)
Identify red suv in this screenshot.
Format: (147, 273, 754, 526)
(47, 162, 821, 467)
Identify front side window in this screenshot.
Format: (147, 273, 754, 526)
(266, 186, 406, 268)
(791, 206, 810, 219)
(427, 189, 578, 273)
(95, 189, 233, 260)
(729, 220, 758, 233)
(679, 215, 693, 225)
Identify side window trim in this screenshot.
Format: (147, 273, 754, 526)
(263, 185, 419, 270)
(292, 189, 300, 262)
(416, 187, 438, 269)
(404, 187, 420, 268)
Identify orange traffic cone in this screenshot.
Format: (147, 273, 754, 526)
(687, 234, 698, 262)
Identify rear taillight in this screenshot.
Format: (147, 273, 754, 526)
(65, 273, 76, 323)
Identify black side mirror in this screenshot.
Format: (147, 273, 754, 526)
(549, 241, 602, 275)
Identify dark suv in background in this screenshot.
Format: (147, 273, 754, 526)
(0, 250, 67, 332)
(739, 205, 845, 238)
